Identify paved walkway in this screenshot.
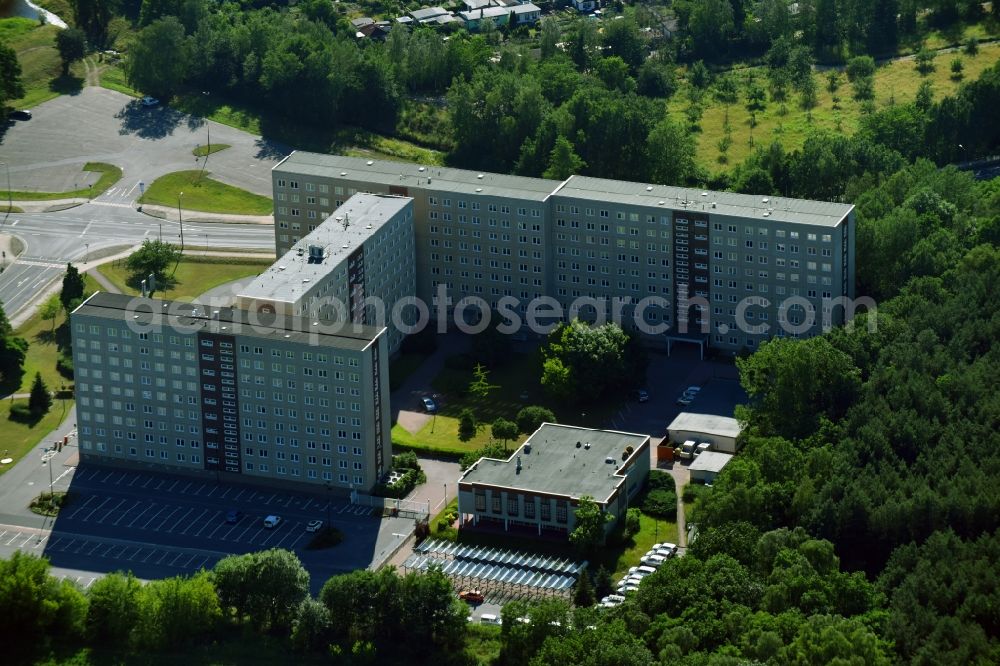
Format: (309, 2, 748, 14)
(389, 331, 470, 422)
(87, 268, 121, 294)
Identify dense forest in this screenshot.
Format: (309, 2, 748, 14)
(60, 0, 1000, 183)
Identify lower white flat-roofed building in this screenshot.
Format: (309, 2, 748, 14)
(457, 423, 650, 537)
(667, 412, 742, 453)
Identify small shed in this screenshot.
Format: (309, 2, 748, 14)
(667, 412, 742, 453)
(688, 451, 734, 484)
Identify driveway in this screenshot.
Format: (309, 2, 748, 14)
(0, 87, 288, 202)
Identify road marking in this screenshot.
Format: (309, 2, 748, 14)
(96, 498, 128, 524)
(33, 535, 48, 549)
(288, 532, 309, 550)
(127, 503, 156, 527)
(182, 554, 197, 568)
(247, 527, 266, 544)
(84, 578, 95, 589)
(141, 505, 166, 529)
(193, 484, 205, 496)
(338, 504, 350, 514)
(193, 556, 209, 570)
(169, 552, 185, 566)
(82, 496, 113, 521)
(205, 486, 217, 498)
(180, 482, 192, 494)
(87, 542, 102, 555)
(150, 506, 180, 531)
(271, 525, 298, 549)
(155, 551, 169, 564)
(179, 508, 208, 535)
(264, 493, 276, 505)
(79, 221, 92, 237)
(143, 550, 156, 562)
(193, 511, 221, 537)
(66, 494, 96, 519)
(125, 547, 142, 560)
(72, 540, 86, 553)
(301, 499, 312, 511)
(220, 487, 231, 498)
(53, 467, 75, 485)
(168, 480, 178, 492)
(142, 477, 153, 488)
(113, 501, 144, 526)
(232, 523, 253, 542)
(155, 480, 164, 490)
(128, 474, 140, 487)
(102, 471, 115, 483)
(166, 507, 195, 533)
(206, 520, 228, 539)
(232, 489, 245, 500)
(18, 534, 33, 547)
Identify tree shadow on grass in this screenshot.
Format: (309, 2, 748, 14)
(49, 73, 84, 96)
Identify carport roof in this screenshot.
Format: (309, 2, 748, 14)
(667, 412, 742, 439)
(458, 423, 649, 503)
(688, 451, 734, 474)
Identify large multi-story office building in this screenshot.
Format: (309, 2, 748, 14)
(272, 153, 856, 353)
(71, 292, 392, 493)
(236, 193, 415, 355)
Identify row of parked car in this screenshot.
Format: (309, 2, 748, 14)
(600, 542, 678, 607)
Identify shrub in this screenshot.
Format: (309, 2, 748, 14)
(516, 405, 557, 433)
(643, 488, 677, 519)
(624, 507, 641, 539)
(305, 526, 344, 550)
(56, 352, 74, 379)
(393, 451, 420, 471)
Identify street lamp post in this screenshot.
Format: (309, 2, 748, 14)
(177, 192, 185, 251)
(0, 161, 11, 218)
(85, 243, 90, 263)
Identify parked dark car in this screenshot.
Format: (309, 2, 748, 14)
(225, 509, 242, 524)
(10, 110, 31, 120)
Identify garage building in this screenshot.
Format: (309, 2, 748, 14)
(688, 451, 734, 484)
(667, 412, 742, 453)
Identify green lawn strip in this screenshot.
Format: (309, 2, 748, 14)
(98, 63, 140, 97)
(393, 350, 621, 457)
(192, 143, 231, 157)
(95, 256, 271, 301)
(4, 20, 85, 109)
(607, 512, 678, 580)
(0, 206, 24, 213)
(0, 401, 69, 477)
(139, 171, 273, 215)
(429, 498, 459, 540)
(464, 624, 503, 663)
(2, 163, 122, 201)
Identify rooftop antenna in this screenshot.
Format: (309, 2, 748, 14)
(342, 214, 350, 231)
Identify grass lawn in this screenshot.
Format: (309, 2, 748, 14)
(675, 41, 1000, 174)
(0, 206, 24, 213)
(464, 624, 503, 665)
(393, 349, 622, 456)
(192, 143, 230, 157)
(3, 19, 86, 109)
(98, 63, 140, 97)
(138, 171, 273, 215)
(606, 512, 678, 580)
(95, 256, 271, 301)
(2, 163, 122, 201)
(0, 400, 68, 477)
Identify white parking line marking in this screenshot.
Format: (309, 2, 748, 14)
(151, 506, 181, 531)
(272, 527, 297, 549)
(264, 493, 276, 505)
(338, 504, 350, 514)
(87, 542, 103, 555)
(231, 523, 253, 541)
(127, 503, 156, 527)
(128, 474, 140, 487)
(180, 482, 192, 494)
(72, 540, 87, 553)
(0, 530, 7, 540)
(84, 578, 95, 589)
(179, 508, 208, 535)
(232, 489, 245, 500)
(193, 556, 209, 569)
(18, 535, 33, 547)
(166, 507, 195, 533)
(169, 552, 185, 566)
(302, 499, 312, 511)
(220, 487, 231, 498)
(112, 501, 143, 526)
(247, 527, 266, 543)
(66, 494, 97, 519)
(6, 533, 22, 545)
(155, 480, 164, 490)
(142, 477, 154, 488)
(168, 480, 179, 492)
(102, 471, 115, 483)
(141, 506, 167, 529)
(205, 486, 218, 498)
(183, 554, 197, 567)
(96, 498, 128, 523)
(143, 550, 156, 563)
(206, 520, 228, 539)
(126, 547, 143, 560)
(83, 496, 113, 521)
(155, 551, 169, 564)
(33, 536, 48, 549)
(193, 511, 222, 537)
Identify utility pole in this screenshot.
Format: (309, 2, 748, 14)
(0, 161, 10, 220)
(177, 192, 185, 251)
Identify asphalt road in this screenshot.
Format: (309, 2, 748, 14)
(0, 205, 274, 316)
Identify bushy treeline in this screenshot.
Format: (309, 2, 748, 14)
(2, 548, 468, 664)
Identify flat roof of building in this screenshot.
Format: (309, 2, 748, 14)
(274, 153, 853, 226)
(458, 423, 649, 503)
(688, 451, 734, 474)
(73, 292, 384, 351)
(667, 412, 742, 439)
(273, 152, 561, 202)
(238, 193, 411, 305)
(554, 175, 853, 228)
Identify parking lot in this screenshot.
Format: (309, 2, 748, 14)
(3, 465, 414, 592)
